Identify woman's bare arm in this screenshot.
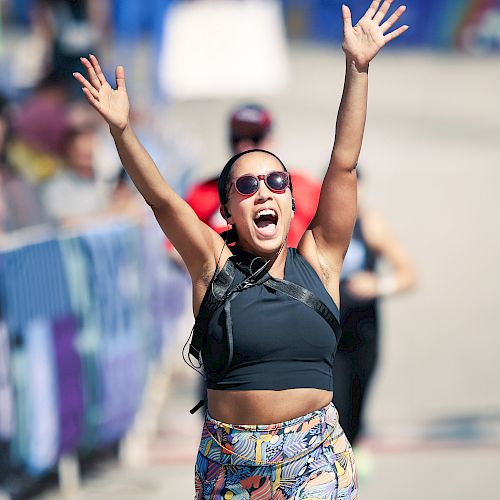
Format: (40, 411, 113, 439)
(299, 1, 408, 280)
(73, 55, 225, 281)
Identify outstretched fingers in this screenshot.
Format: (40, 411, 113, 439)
(89, 54, 107, 86)
(381, 5, 406, 33)
(363, 0, 381, 20)
(80, 57, 101, 89)
(342, 4, 353, 31)
(384, 24, 409, 43)
(115, 65, 126, 91)
(73, 72, 99, 100)
(373, 0, 394, 24)
(81, 87, 100, 109)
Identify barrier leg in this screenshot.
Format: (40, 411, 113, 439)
(58, 454, 80, 498)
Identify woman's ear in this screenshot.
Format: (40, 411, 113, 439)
(220, 204, 233, 224)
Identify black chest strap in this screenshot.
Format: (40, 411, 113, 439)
(188, 258, 237, 361)
(264, 277, 341, 344)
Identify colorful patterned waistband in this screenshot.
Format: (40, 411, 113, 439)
(199, 402, 348, 467)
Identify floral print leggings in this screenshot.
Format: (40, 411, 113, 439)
(195, 402, 358, 499)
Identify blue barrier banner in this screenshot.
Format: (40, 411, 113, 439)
(282, 0, 500, 51)
(0, 221, 189, 476)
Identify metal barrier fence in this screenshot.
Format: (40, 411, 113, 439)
(0, 220, 189, 496)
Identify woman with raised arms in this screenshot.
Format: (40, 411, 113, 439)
(74, 2, 407, 497)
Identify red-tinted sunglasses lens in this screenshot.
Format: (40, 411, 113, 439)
(266, 171, 289, 192)
(235, 175, 260, 195)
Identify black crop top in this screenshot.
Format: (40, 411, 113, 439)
(201, 248, 340, 391)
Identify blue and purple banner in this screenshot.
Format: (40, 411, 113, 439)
(284, 0, 500, 52)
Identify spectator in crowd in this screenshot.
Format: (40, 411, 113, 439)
(0, 94, 47, 233)
(32, 0, 108, 94)
(39, 125, 140, 227)
(10, 71, 71, 182)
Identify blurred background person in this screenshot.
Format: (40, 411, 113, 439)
(333, 168, 417, 479)
(0, 93, 47, 233)
(9, 71, 72, 183)
(183, 103, 321, 248)
(38, 125, 140, 228)
(31, 0, 108, 95)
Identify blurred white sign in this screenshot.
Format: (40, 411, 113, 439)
(158, 0, 289, 100)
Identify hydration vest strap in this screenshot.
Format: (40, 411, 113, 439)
(190, 399, 206, 415)
(264, 278, 341, 345)
(189, 258, 237, 360)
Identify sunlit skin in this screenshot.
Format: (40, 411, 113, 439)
(223, 152, 294, 263)
(72, 0, 408, 425)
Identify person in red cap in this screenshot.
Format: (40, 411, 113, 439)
(184, 104, 320, 248)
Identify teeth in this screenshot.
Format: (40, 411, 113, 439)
(255, 209, 276, 219)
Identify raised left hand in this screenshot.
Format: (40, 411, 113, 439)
(342, 1, 408, 70)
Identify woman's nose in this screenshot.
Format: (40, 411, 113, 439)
(255, 179, 272, 200)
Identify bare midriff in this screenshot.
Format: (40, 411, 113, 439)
(207, 388, 334, 425)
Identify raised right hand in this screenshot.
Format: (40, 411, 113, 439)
(342, 1, 408, 71)
(73, 54, 130, 132)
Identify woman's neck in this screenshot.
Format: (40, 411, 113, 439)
(268, 247, 287, 279)
(236, 241, 288, 279)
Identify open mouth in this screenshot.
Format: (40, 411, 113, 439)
(253, 208, 278, 237)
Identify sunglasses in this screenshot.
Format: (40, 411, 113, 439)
(232, 171, 290, 196)
(230, 134, 265, 146)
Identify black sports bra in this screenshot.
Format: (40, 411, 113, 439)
(200, 248, 340, 391)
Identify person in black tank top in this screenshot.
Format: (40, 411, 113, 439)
(335, 217, 380, 447)
(73, 3, 408, 497)
(333, 172, 417, 479)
